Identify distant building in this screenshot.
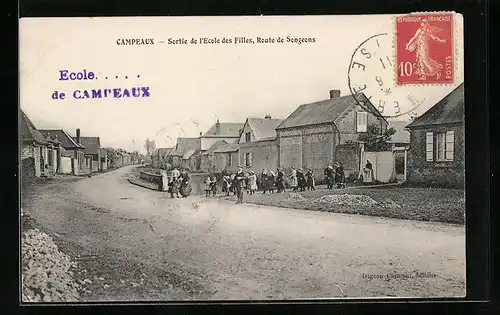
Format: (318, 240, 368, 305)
(200, 140, 228, 173)
(40, 128, 87, 175)
(387, 120, 411, 147)
(200, 119, 244, 151)
(238, 115, 282, 172)
(406, 83, 464, 187)
(276, 90, 388, 178)
(100, 149, 110, 170)
(169, 137, 201, 170)
(20, 110, 61, 178)
(213, 143, 240, 173)
(79, 136, 101, 172)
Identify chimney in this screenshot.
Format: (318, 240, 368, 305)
(265, 114, 271, 119)
(199, 132, 202, 137)
(76, 128, 81, 143)
(329, 89, 341, 99)
(215, 119, 220, 135)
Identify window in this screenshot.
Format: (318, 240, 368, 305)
(426, 132, 433, 161)
(245, 132, 251, 142)
(445, 131, 455, 160)
(356, 112, 368, 132)
(85, 156, 90, 168)
(245, 152, 252, 167)
(226, 153, 232, 167)
(427, 131, 454, 162)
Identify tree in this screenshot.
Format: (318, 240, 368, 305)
(144, 139, 156, 156)
(358, 123, 396, 151)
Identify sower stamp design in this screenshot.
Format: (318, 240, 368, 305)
(396, 12, 454, 85)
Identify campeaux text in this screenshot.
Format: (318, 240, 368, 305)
(52, 87, 151, 100)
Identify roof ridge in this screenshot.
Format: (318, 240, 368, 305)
(62, 129, 85, 148)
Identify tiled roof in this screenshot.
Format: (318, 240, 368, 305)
(39, 129, 85, 149)
(202, 140, 228, 155)
(246, 118, 283, 141)
(182, 149, 196, 160)
(19, 110, 50, 145)
(202, 122, 244, 138)
(276, 93, 382, 129)
(79, 137, 101, 155)
(154, 147, 173, 158)
(406, 83, 464, 128)
(170, 137, 201, 156)
(214, 143, 239, 153)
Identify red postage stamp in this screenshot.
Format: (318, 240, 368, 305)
(395, 12, 454, 85)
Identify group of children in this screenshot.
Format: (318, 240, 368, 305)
(203, 170, 262, 198)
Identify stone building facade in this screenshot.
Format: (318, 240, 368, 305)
(406, 83, 464, 188)
(276, 90, 387, 178)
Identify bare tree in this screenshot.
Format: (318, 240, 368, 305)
(144, 139, 156, 156)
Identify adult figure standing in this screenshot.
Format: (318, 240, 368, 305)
(234, 166, 246, 204)
(289, 167, 298, 192)
(306, 167, 315, 191)
(362, 160, 374, 184)
(261, 169, 269, 194)
(179, 171, 191, 197)
(159, 169, 168, 192)
(335, 161, 346, 188)
(324, 165, 334, 189)
(268, 170, 276, 193)
(297, 168, 306, 191)
(249, 171, 258, 195)
(276, 168, 285, 193)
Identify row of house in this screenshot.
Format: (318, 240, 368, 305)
(20, 109, 139, 179)
(150, 84, 464, 187)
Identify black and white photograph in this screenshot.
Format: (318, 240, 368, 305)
(19, 14, 466, 302)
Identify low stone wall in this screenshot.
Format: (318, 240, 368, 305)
(139, 171, 162, 184)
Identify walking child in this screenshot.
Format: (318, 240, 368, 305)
(204, 176, 212, 197)
(210, 176, 217, 197)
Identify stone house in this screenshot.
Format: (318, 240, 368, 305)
(406, 83, 464, 187)
(40, 128, 87, 175)
(100, 149, 110, 170)
(79, 136, 102, 172)
(238, 115, 282, 173)
(213, 143, 240, 173)
(200, 119, 244, 151)
(275, 89, 388, 178)
(121, 151, 131, 165)
(200, 140, 228, 173)
(169, 137, 201, 170)
(20, 110, 61, 179)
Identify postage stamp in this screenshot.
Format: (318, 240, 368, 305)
(395, 12, 454, 85)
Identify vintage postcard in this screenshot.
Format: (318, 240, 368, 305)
(19, 14, 465, 302)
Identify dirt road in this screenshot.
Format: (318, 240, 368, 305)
(22, 166, 465, 301)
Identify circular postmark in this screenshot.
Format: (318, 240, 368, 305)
(347, 33, 425, 119)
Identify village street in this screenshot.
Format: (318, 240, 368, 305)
(22, 166, 465, 300)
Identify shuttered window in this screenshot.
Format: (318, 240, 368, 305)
(356, 112, 368, 132)
(445, 131, 454, 161)
(426, 132, 433, 161)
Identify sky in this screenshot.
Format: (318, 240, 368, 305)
(20, 15, 463, 154)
